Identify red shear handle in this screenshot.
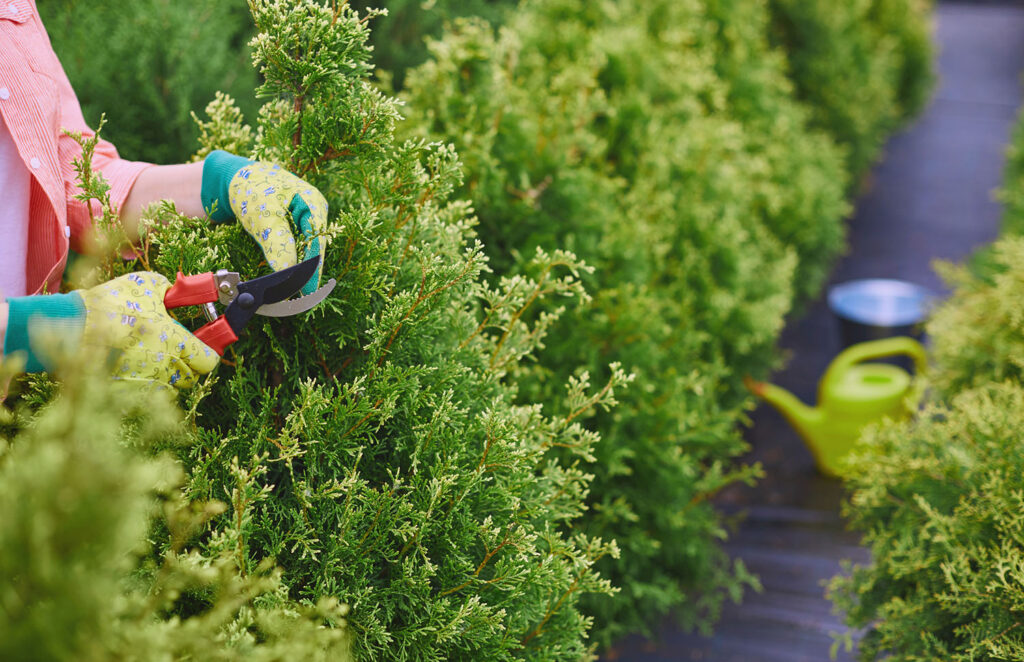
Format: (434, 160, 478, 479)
(164, 272, 218, 309)
(193, 317, 239, 356)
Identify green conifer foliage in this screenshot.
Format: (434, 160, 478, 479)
(0, 363, 353, 662)
(827, 120, 1024, 658)
(398, 0, 850, 645)
(41, 0, 934, 175)
(91, 1, 626, 658)
(768, 0, 934, 178)
(346, 0, 513, 89)
(925, 238, 1024, 397)
(39, 0, 258, 164)
(1000, 108, 1024, 237)
(829, 381, 1024, 660)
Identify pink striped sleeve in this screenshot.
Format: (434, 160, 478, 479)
(53, 56, 152, 252)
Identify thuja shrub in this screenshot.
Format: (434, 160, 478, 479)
(768, 0, 934, 178)
(347, 0, 513, 89)
(827, 240, 1024, 653)
(44, 0, 935, 175)
(0, 361, 352, 662)
(1000, 108, 1024, 237)
(39, 0, 258, 164)
(829, 382, 1024, 660)
(398, 0, 853, 645)
(925, 237, 1024, 396)
(347, 0, 932, 188)
(591, 0, 851, 303)
(91, 1, 625, 659)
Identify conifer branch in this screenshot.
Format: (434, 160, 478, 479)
(316, 350, 334, 380)
(438, 531, 513, 598)
(521, 573, 582, 647)
(354, 483, 399, 554)
(293, 95, 304, 150)
(303, 145, 353, 175)
(522, 543, 615, 648)
(564, 378, 616, 426)
(376, 255, 479, 367)
(341, 397, 383, 440)
(232, 485, 248, 574)
(460, 286, 517, 350)
(476, 429, 495, 472)
(489, 267, 552, 369)
(65, 116, 153, 273)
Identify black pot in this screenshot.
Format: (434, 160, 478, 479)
(827, 279, 935, 373)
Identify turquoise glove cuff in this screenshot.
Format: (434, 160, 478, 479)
(4, 293, 86, 372)
(289, 195, 323, 295)
(201, 150, 253, 223)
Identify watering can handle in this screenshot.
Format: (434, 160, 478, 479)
(820, 336, 927, 392)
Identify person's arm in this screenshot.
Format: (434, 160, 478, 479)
(119, 162, 205, 241)
(1, 274, 217, 388)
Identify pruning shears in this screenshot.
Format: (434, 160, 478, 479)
(163, 257, 335, 355)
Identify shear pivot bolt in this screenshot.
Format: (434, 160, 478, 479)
(237, 292, 256, 310)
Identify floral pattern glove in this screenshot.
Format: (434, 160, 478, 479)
(79, 273, 219, 388)
(202, 150, 328, 296)
(3, 273, 219, 389)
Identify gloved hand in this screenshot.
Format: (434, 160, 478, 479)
(201, 150, 328, 296)
(3, 273, 218, 389)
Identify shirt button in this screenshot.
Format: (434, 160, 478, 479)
(0, 88, 9, 100)
(30, 157, 41, 169)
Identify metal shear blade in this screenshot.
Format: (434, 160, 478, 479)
(256, 278, 336, 317)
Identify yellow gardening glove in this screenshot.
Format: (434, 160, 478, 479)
(81, 273, 220, 387)
(201, 150, 328, 296)
(3, 273, 219, 389)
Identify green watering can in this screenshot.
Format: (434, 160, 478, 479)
(745, 336, 927, 477)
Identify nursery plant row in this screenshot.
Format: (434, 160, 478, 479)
(828, 106, 1024, 660)
(1, 0, 933, 659)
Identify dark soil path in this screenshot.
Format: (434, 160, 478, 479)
(605, 2, 1024, 659)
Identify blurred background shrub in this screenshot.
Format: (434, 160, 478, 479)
(829, 109, 1024, 660)
(41, 0, 933, 180)
(1000, 108, 1024, 237)
(395, 0, 931, 647)
(768, 0, 935, 179)
(347, 0, 512, 89)
(38, 0, 258, 164)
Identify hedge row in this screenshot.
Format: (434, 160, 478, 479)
(4, 0, 934, 659)
(394, 0, 933, 646)
(829, 110, 1024, 659)
(351, 0, 933, 181)
(397, 0, 849, 644)
(768, 0, 934, 178)
(48, 0, 933, 181)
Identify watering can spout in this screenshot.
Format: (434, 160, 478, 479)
(744, 376, 826, 444)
